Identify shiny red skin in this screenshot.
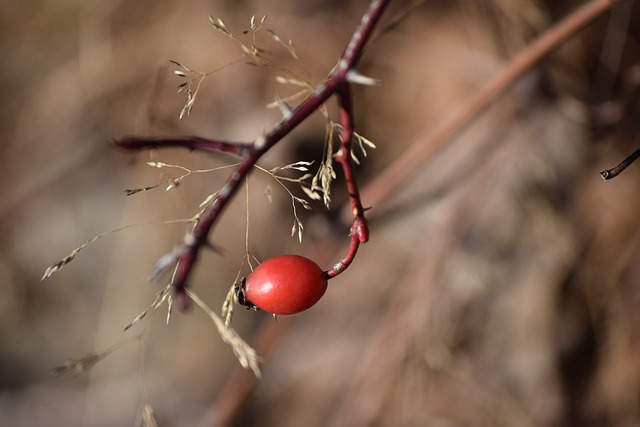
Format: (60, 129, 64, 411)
(243, 255, 327, 315)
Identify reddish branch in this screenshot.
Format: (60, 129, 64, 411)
(114, 0, 390, 307)
(324, 83, 369, 279)
(114, 136, 250, 157)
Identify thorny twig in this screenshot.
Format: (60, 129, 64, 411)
(112, 0, 390, 308)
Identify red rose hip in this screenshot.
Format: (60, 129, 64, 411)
(237, 255, 327, 315)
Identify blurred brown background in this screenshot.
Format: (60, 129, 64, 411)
(1, 0, 639, 426)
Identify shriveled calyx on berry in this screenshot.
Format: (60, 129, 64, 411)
(235, 255, 328, 315)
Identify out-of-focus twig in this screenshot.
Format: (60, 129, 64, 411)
(355, 0, 623, 220)
(600, 148, 640, 180)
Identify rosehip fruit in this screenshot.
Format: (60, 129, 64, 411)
(236, 255, 327, 315)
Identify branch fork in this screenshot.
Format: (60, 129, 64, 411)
(113, 0, 390, 307)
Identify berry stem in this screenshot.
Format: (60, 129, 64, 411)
(324, 83, 369, 279)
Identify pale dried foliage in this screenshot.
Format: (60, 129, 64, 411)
(145, 160, 240, 192)
(124, 284, 173, 331)
(187, 289, 262, 377)
(169, 11, 358, 218)
(259, 161, 318, 243)
(173, 14, 308, 120)
(41, 218, 195, 281)
(50, 352, 106, 378)
(135, 403, 159, 427)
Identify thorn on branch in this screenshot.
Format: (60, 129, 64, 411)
(254, 135, 267, 149)
(148, 244, 188, 283)
(274, 95, 293, 119)
(346, 69, 382, 86)
(203, 240, 225, 254)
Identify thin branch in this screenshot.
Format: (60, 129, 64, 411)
(113, 136, 251, 158)
(600, 148, 640, 180)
